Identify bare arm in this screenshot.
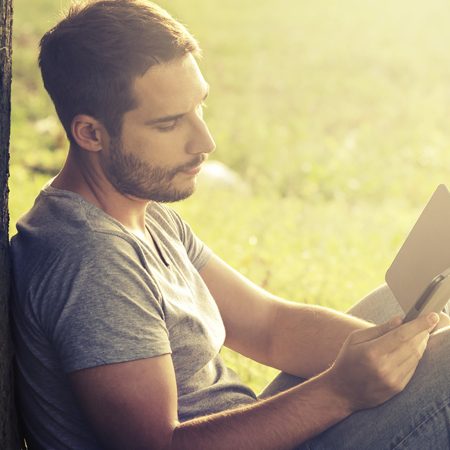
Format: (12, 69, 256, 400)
(199, 254, 373, 378)
(70, 314, 438, 450)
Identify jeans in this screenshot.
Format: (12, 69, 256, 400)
(260, 284, 450, 450)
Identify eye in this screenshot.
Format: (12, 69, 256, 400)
(156, 118, 179, 132)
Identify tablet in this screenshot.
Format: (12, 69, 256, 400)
(385, 184, 450, 320)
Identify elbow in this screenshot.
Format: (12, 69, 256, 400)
(96, 422, 179, 450)
(153, 421, 180, 450)
(163, 421, 183, 450)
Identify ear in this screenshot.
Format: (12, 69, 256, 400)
(70, 114, 107, 152)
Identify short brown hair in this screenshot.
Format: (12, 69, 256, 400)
(39, 0, 200, 144)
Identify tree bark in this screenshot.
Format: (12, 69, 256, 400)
(0, 0, 19, 448)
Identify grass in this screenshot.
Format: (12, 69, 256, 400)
(10, 0, 450, 392)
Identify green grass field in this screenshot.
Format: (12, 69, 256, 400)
(10, 0, 450, 392)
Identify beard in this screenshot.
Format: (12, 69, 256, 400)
(103, 136, 203, 203)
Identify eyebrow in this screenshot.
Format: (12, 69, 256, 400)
(145, 85, 209, 126)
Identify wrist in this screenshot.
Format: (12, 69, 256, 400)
(316, 367, 356, 416)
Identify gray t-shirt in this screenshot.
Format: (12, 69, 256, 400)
(11, 185, 257, 449)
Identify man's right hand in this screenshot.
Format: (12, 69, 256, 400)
(325, 312, 439, 413)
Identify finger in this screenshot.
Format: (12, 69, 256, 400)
(384, 329, 430, 366)
(393, 341, 428, 390)
(349, 315, 403, 345)
(387, 312, 438, 344)
(375, 315, 432, 354)
(392, 358, 417, 393)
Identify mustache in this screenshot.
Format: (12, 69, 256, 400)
(176, 155, 207, 172)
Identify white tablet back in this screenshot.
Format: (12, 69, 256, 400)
(385, 184, 450, 314)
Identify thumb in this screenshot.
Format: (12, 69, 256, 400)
(349, 315, 403, 344)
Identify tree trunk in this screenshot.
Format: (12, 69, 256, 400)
(0, 0, 19, 448)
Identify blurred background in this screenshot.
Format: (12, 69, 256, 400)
(10, 0, 450, 391)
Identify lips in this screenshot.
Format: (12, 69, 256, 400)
(182, 164, 203, 175)
(180, 157, 206, 175)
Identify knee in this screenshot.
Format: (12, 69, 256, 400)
(348, 284, 402, 324)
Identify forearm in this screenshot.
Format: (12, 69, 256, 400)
(267, 299, 373, 378)
(171, 369, 351, 450)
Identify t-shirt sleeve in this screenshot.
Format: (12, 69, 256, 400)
(163, 207, 212, 271)
(38, 234, 172, 373)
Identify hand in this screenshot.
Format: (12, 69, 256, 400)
(325, 312, 439, 413)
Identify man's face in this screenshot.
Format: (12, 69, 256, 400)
(102, 53, 215, 202)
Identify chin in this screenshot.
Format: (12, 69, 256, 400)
(158, 187, 196, 203)
(157, 178, 198, 203)
(114, 176, 198, 203)
(143, 184, 196, 203)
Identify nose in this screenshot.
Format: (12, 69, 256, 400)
(186, 116, 216, 155)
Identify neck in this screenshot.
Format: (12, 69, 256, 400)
(52, 146, 150, 234)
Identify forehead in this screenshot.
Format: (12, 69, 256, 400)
(129, 53, 208, 117)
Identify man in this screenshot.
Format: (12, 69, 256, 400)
(10, 1, 450, 449)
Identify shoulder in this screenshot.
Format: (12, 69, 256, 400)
(11, 191, 146, 289)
